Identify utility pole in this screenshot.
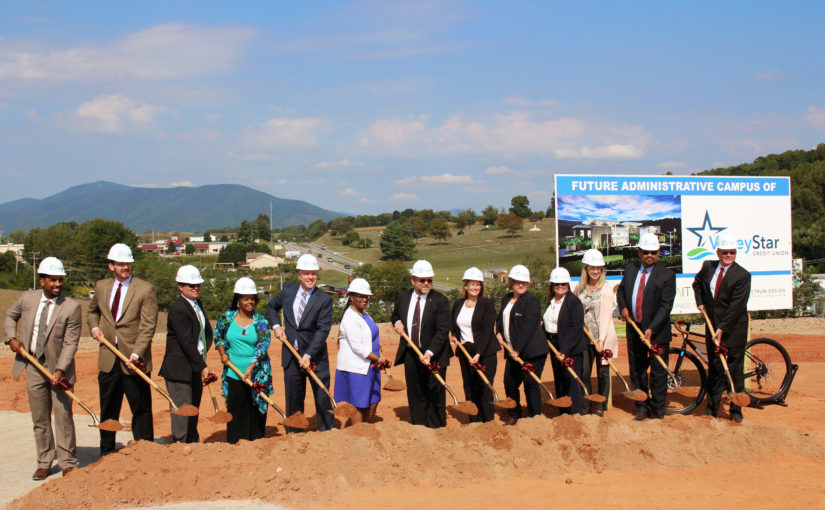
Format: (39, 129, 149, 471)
(31, 252, 39, 289)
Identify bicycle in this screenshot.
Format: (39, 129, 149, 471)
(665, 319, 797, 415)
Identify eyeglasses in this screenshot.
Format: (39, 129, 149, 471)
(416, 278, 433, 283)
(718, 250, 736, 255)
(350, 294, 369, 299)
(185, 283, 201, 288)
(640, 250, 658, 256)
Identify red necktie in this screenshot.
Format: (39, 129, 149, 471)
(111, 283, 122, 322)
(714, 267, 725, 298)
(635, 269, 646, 323)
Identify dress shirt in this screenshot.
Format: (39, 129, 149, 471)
(543, 295, 566, 335)
(710, 262, 732, 298)
(182, 295, 206, 355)
(29, 294, 56, 352)
(630, 265, 650, 316)
(108, 275, 132, 322)
(269, 285, 316, 330)
(400, 291, 433, 356)
(456, 304, 475, 344)
(501, 301, 514, 346)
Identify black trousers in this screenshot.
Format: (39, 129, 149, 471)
(706, 341, 745, 418)
(402, 350, 447, 428)
(164, 376, 203, 443)
(627, 333, 669, 417)
(458, 352, 497, 423)
(503, 354, 546, 419)
(98, 363, 154, 454)
(582, 344, 611, 411)
(225, 377, 266, 443)
(551, 352, 584, 415)
(283, 359, 334, 432)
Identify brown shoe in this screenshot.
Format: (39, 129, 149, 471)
(32, 468, 50, 481)
(504, 416, 518, 426)
(62, 467, 75, 476)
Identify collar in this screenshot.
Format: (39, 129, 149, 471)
(114, 275, 133, 287)
(181, 295, 200, 309)
(718, 262, 732, 270)
(40, 292, 56, 304)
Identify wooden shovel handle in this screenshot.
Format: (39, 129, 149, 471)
(98, 334, 179, 410)
(499, 339, 556, 400)
(701, 310, 739, 394)
(275, 333, 338, 408)
(546, 339, 591, 396)
(399, 330, 459, 406)
(450, 334, 499, 402)
(225, 359, 287, 419)
(625, 318, 675, 377)
(583, 326, 633, 392)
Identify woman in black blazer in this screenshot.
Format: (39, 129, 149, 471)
(544, 268, 587, 415)
(496, 264, 549, 424)
(451, 267, 500, 422)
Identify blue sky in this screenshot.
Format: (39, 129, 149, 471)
(1, 1, 823, 216)
(558, 195, 681, 222)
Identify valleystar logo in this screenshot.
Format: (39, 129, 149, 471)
(686, 211, 725, 260)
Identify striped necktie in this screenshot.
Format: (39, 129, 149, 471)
(296, 291, 308, 325)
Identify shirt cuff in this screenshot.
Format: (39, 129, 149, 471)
(271, 324, 281, 330)
(425, 350, 433, 357)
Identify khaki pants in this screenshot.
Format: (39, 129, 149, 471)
(25, 362, 77, 470)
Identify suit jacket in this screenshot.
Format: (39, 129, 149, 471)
(266, 284, 333, 376)
(159, 295, 213, 382)
(616, 262, 676, 345)
(450, 297, 500, 357)
(87, 277, 158, 374)
(692, 260, 751, 346)
(5, 290, 81, 384)
(546, 293, 587, 357)
(496, 291, 549, 359)
(391, 289, 452, 366)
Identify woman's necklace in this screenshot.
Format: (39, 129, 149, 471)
(236, 314, 253, 335)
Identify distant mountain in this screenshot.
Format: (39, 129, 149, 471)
(0, 181, 341, 233)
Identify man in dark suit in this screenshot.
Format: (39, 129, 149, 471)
(391, 260, 452, 428)
(5, 257, 81, 480)
(267, 254, 334, 432)
(692, 233, 751, 423)
(617, 233, 676, 420)
(88, 243, 158, 454)
(159, 265, 214, 442)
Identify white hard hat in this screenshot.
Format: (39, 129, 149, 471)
(107, 243, 134, 262)
(582, 249, 605, 267)
(347, 278, 372, 296)
(233, 276, 257, 295)
(462, 267, 483, 282)
(296, 254, 320, 271)
(37, 257, 66, 276)
(717, 233, 737, 250)
(410, 260, 435, 278)
(508, 264, 530, 283)
(176, 265, 204, 284)
(637, 233, 660, 251)
(549, 267, 571, 284)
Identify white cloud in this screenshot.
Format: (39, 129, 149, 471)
(502, 95, 561, 107)
(391, 192, 417, 200)
(338, 188, 359, 197)
(485, 165, 515, 175)
(240, 117, 329, 151)
(0, 24, 257, 82)
(71, 93, 167, 133)
(395, 173, 475, 187)
(657, 161, 688, 171)
(357, 112, 649, 159)
(226, 152, 279, 162)
(806, 106, 825, 130)
(750, 71, 788, 83)
(312, 159, 365, 169)
(170, 181, 194, 187)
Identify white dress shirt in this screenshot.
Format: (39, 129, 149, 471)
(543, 295, 566, 335)
(29, 294, 56, 352)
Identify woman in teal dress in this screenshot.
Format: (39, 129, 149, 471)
(214, 277, 273, 443)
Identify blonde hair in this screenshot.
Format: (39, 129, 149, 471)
(578, 264, 606, 295)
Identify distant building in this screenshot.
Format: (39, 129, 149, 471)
(244, 254, 283, 270)
(189, 235, 204, 242)
(483, 267, 508, 282)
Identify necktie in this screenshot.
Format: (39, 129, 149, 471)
(111, 283, 122, 322)
(635, 269, 646, 323)
(195, 303, 206, 356)
(714, 267, 725, 298)
(296, 291, 308, 325)
(35, 300, 51, 359)
(411, 296, 422, 347)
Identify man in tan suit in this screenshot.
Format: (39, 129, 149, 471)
(4, 257, 81, 480)
(88, 243, 158, 455)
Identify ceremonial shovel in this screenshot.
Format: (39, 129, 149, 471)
(625, 318, 680, 388)
(546, 340, 606, 403)
(582, 326, 647, 401)
(224, 360, 309, 430)
(499, 341, 572, 408)
(205, 382, 233, 424)
(5, 339, 122, 432)
(701, 310, 751, 407)
(450, 333, 516, 410)
(97, 335, 199, 416)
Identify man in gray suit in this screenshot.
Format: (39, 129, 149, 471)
(4, 257, 81, 480)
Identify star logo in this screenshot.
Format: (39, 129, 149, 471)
(687, 211, 726, 248)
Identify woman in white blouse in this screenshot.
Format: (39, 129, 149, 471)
(544, 267, 586, 415)
(571, 249, 618, 416)
(334, 278, 390, 424)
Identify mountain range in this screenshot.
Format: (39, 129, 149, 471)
(0, 181, 341, 233)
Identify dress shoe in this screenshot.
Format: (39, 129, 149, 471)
(704, 408, 717, 418)
(32, 468, 50, 481)
(652, 413, 664, 420)
(504, 416, 518, 426)
(633, 408, 648, 421)
(730, 414, 743, 424)
(62, 467, 75, 476)
(593, 409, 604, 417)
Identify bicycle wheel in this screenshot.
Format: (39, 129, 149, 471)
(744, 337, 792, 403)
(665, 347, 707, 415)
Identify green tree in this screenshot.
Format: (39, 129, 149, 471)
(0, 251, 17, 272)
(357, 237, 373, 249)
(23, 222, 79, 262)
(509, 195, 531, 218)
(185, 243, 195, 255)
(380, 220, 416, 260)
(428, 217, 452, 244)
(166, 241, 176, 254)
(75, 219, 138, 264)
(342, 231, 360, 246)
(7, 229, 26, 244)
(408, 215, 429, 239)
(793, 267, 825, 317)
(219, 234, 229, 242)
(203, 231, 212, 242)
(254, 214, 272, 241)
(481, 205, 499, 226)
(305, 219, 328, 241)
(354, 260, 412, 305)
(498, 212, 524, 237)
(328, 217, 354, 236)
(456, 209, 477, 233)
(237, 220, 255, 243)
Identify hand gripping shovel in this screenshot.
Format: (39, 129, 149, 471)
(701, 310, 751, 407)
(205, 382, 233, 424)
(582, 327, 646, 401)
(625, 318, 680, 389)
(97, 335, 199, 417)
(275, 333, 357, 421)
(225, 360, 309, 430)
(499, 340, 572, 408)
(398, 330, 478, 416)
(450, 334, 515, 410)
(546, 340, 606, 404)
(5, 339, 122, 432)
